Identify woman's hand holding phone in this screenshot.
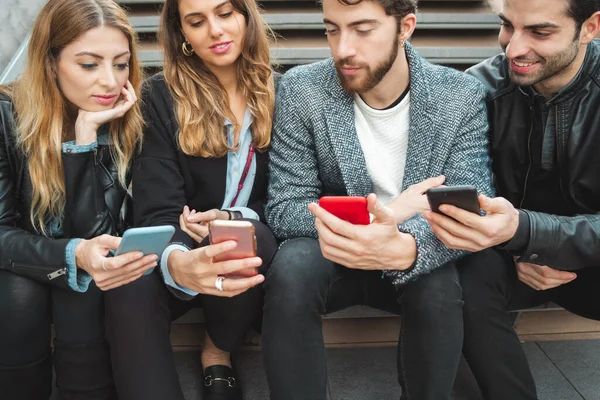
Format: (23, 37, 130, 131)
(386, 175, 445, 224)
(179, 206, 229, 243)
(167, 241, 264, 297)
(75, 234, 158, 291)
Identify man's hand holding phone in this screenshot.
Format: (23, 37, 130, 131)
(75, 235, 158, 291)
(167, 241, 264, 297)
(309, 194, 417, 271)
(424, 194, 520, 252)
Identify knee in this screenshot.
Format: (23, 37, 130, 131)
(250, 220, 277, 272)
(105, 272, 169, 329)
(0, 272, 50, 365)
(264, 238, 329, 310)
(458, 249, 511, 304)
(401, 263, 463, 313)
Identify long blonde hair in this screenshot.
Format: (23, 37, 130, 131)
(1, 0, 143, 234)
(160, 0, 275, 157)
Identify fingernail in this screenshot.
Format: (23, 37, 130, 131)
(151, 255, 159, 261)
(135, 252, 144, 259)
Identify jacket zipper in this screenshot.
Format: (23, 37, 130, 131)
(48, 268, 67, 280)
(555, 110, 565, 197)
(9, 260, 66, 281)
(519, 105, 535, 208)
(92, 147, 101, 212)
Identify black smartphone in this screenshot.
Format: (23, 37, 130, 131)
(426, 186, 481, 215)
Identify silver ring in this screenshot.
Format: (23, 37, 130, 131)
(215, 276, 225, 292)
(102, 259, 108, 272)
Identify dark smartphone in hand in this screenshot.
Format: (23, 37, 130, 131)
(426, 186, 481, 215)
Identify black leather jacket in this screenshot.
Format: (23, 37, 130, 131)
(467, 39, 600, 271)
(0, 93, 130, 289)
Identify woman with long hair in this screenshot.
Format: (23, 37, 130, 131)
(105, 0, 277, 399)
(0, 0, 157, 398)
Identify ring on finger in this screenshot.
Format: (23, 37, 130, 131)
(215, 276, 225, 292)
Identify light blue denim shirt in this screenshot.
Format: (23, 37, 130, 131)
(161, 109, 258, 296)
(50, 133, 109, 292)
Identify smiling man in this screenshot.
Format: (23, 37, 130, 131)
(424, 0, 600, 399)
(262, 0, 495, 399)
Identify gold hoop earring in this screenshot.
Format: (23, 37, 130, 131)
(182, 41, 195, 57)
(400, 39, 406, 49)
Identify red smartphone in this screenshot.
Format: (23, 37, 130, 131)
(208, 220, 258, 277)
(318, 196, 370, 225)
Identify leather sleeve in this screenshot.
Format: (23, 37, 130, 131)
(518, 210, 600, 271)
(0, 103, 71, 289)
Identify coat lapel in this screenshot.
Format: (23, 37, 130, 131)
(402, 43, 435, 189)
(322, 61, 373, 196)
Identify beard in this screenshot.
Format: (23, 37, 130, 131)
(335, 34, 400, 94)
(506, 39, 579, 87)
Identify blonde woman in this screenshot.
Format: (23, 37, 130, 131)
(104, 0, 278, 399)
(0, 0, 157, 398)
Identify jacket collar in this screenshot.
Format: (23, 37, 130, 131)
(322, 41, 435, 195)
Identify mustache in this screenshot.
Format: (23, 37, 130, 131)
(335, 58, 365, 69)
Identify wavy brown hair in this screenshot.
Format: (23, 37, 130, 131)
(0, 0, 144, 234)
(160, 0, 275, 157)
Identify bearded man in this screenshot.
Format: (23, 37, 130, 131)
(424, 0, 600, 399)
(261, 1, 495, 399)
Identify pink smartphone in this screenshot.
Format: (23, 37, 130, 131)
(208, 220, 258, 277)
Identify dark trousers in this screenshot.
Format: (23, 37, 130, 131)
(261, 237, 464, 400)
(105, 220, 277, 400)
(0, 270, 115, 400)
(459, 248, 600, 400)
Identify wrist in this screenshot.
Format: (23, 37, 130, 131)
(396, 232, 417, 271)
(75, 118, 99, 146)
(167, 250, 185, 283)
(74, 240, 86, 271)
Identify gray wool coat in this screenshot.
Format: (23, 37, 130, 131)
(265, 42, 495, 287)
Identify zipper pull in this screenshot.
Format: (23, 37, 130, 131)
(93, 147, 98, 165)
(48, 268, 67, 280)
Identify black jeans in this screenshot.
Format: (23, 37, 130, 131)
(459, 248, 600, 400)
(0, 270, 115, 400)
(261, 237, 464, 400)
(105, 220, 277, 400)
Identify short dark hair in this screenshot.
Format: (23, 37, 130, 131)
(566, 0, 600, 34)
(323, 0, 418, 31)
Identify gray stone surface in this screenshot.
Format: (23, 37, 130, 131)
(538, 340, 600, 400)
(0, 0, 45, 74)
(523, 342, 584, 400)
(50, 339, 600, 399)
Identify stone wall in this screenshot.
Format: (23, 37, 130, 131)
(0, 0, 46, 76)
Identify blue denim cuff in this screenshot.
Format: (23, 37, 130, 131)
(62, 141, 98, 153)
(223, 206, 259, 221)
(65, 238, 93, 292)
(161, 244, 199, 297)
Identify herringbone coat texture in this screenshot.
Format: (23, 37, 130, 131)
(266, 43, 495, 286)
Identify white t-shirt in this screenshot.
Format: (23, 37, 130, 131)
(353, 91, 410, 204)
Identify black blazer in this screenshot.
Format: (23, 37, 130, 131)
(0, 93, 130, 289)
(132, 73, 269, 251)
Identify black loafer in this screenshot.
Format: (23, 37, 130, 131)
(202, 365, 243, 400)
